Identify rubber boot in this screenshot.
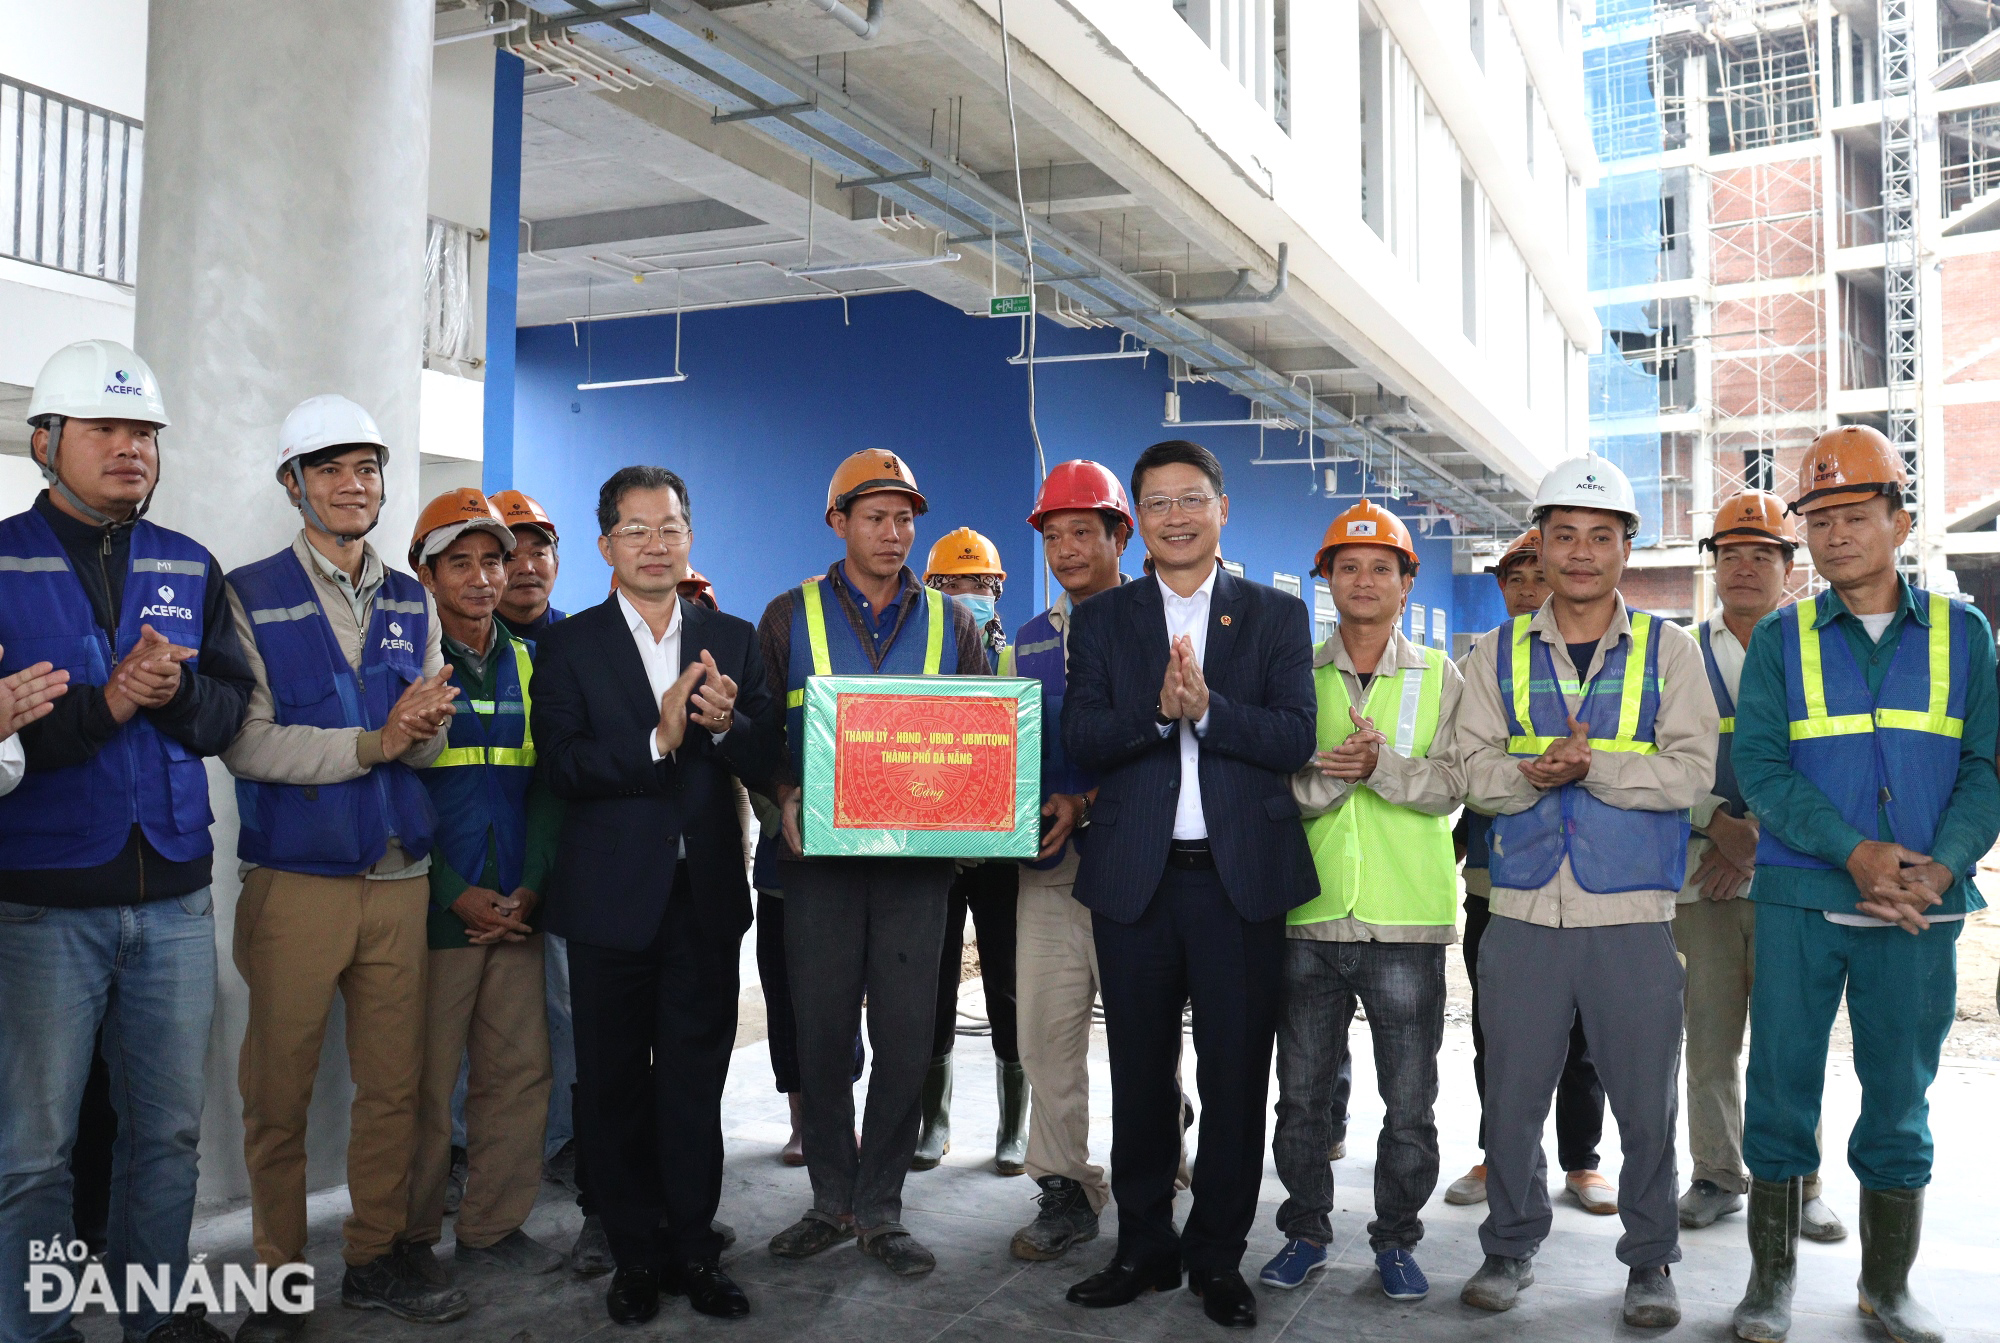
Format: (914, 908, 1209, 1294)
(1856, 1187, 1944, 1343)
(994, 1060, 1030, 1176)
(1731, 1177, 1799, 1343)
(910, 1054, 953, 1170)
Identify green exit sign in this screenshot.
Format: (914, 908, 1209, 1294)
(989, 294, 1033, 317)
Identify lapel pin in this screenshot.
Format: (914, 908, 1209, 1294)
(1219, 615, 1232, 626)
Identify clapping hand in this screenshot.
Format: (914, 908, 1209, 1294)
(0, 647, 69, 739)
(381, 667, 459, 759)
(1520, 713, 1591, 789)
(1316, 706, 1385, 781)
(687, 649, 738, 736)
(1176, 636, 1210, 721)
(653, 661, 707, 756)
(103, 624, 196, 723)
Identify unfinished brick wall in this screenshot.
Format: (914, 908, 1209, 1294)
(1942, 253, 2000, 384)
(1708, 158, 1822, 283)
(1619, 566, 1696, 616)
(1944, 402, 2000, 518)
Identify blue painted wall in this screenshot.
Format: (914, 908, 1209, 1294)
(513, 292, 1466, 640)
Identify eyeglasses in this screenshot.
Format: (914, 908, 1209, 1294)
(1136, 491, 1218, 517)
(609, 523, 691, 545)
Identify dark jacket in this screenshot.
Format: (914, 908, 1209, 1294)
(531, 594, 779, 950)
(1062, 567, 1316, 923)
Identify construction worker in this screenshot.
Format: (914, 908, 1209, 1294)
(1676, 493, 1845, 1245)
(1002, 461, 1132, 1261)
(1448, 529, 1614, 1217)
(913, 527, 1026, 1177)
(1260, 501, 1464, 1302)
(491, 489, 566, 639)
(222, 394, 467, 1339)
(1455, 453, 1716, 1329)
(1730, 428, 1997, 1343)
(755, 449, 988, 1278)
(401, 490, 565, 1282)
(0, 340, 252, 1343)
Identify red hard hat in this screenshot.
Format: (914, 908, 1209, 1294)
(1027, 459, 1136, 533)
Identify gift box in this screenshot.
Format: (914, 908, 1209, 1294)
(800, 674, 1043, 859)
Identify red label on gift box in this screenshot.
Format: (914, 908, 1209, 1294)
(832, 693, 1020, 831)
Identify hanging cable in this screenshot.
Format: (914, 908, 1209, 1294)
(996, 0, 1052, 608)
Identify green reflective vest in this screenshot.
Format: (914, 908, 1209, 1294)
(1290, 646, 1458, 928)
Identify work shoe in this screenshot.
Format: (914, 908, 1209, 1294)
(571, 1215, 614, 1277)
(1460, 1254, 1534, 1311)
(543, 1139, 579, 1194)
(1624, 1265, 1680, 1328)
(1856, 1187, 1945, 1343)
(1375, 1248, 1429, 1301)
(859, 1227, 936, 1277)
(340, 1252, 471, 1323)
(1801, 1194, 1847, 1243)
(393, 1238, 449, 1287)
(1257, 1238, 1327, 1290)
(232, 1306, 308, 1342)
(714, 1219, 737, 1248)
(995, 1060, 1030, 1175)
(781, 1091, 806, 1167)
(1010, 1175, 1099, 1260)
(456, 1228, 564, 1274)
(1565, 1169, 1618, 1215)
(1680, 1178, 1745, 1229)
(442, 1144, 468, 1216)
(144, 1305, 230, 1341)
(768, 1214, 856, 1258)
(1733, 1177, 1799, 1343)
(911, 1053, 953, 1170)
(1444, 1163, 1487, 1206)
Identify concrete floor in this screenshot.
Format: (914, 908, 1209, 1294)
(74, 988, 2000, 1343)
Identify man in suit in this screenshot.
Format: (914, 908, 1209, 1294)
(1062, 439, 1317, 1329)
(530, 465, 778, 1326)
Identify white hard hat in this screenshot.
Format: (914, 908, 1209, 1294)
(1533, 453, 1640, 537)
(28, 339, 171, 427)
(277, 394, 388, 480)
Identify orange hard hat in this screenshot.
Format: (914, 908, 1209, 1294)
(1027, 459, 1136, 533)
(410, 487, 514, 569)
(826, 449, 927, 517)
(1705, 490, 1798, 551)
(925, 527, 1006, 580)
(1790, 425, 1908, 515)
(679, 570, 718, 610)
(1314, 499, 1419, 578)
(489, 489, 558, 544)
(1485, 529, 1541, 579)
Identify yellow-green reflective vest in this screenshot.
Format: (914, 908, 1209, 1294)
(1290, 647, 1457, 927)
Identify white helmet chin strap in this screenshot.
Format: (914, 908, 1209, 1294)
(291, 455, 383, 547)
(37, 414, 157, 528)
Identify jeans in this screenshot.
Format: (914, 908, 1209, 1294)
(1272, 940, 1445, 1252)
(781, 857, 952, 1232)
(0, 891, 218, 1343)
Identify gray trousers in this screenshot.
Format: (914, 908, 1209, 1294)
(1272, 940, 1444, 1252)
(1476, 917, 1684, 1270)
(780, 857, 952, 1232)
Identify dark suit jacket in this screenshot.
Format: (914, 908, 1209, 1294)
(531, 594, 779, 951)
(1062, 568, 1317, 924)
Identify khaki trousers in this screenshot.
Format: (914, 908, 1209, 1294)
(1676, 896, 1820, 1198)
(406, 936, 551, 1248)
(1015, 853, 1110, 1212)
(234, 870, 429, 1267)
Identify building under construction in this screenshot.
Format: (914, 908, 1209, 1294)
(1585, 0, 2000, 620)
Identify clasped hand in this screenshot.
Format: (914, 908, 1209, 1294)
(1845, 841, 1950, 934)
(451, 884, 538, 943)
(1157, 635, 1209, 723)
(1519, 713, 1591, 789)
(1314, 706, 1385, 781)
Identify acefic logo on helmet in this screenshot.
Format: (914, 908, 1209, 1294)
(880, 456, 904, 478)
(103, 368, 150, 398)
(1575, 473, 1608, 494)
(1812, 458, 1843, 486)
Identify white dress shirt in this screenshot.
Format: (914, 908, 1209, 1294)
(1157, 563, 1218, 841)
(0, 734, 22, 797)
(622, 590, 686, 764)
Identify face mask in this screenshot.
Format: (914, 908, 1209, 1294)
(954, 594, 997, 627)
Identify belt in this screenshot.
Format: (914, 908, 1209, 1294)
(1166, 839, 1214, 870)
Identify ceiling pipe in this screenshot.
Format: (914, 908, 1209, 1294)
(807, 0, 883, 40)
(1173, 243, 1289, 311)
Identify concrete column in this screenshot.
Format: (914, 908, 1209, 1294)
(133, 0, 434, 1202)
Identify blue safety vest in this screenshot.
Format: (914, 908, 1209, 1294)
(783, 575, 947, 780)
(1755, 590, 1974, 873)
(0, 510, 215, 868)
(1699, 622, 1746, 817)
(229, 547, 437, 875)
(419, 630, 536, 893)
(1489, 610, 1690, 894)
(999, 604, 1096, 870)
